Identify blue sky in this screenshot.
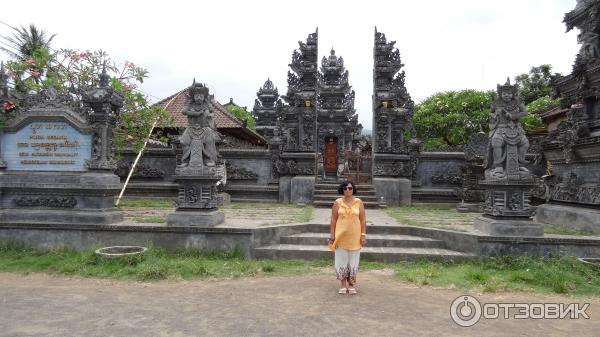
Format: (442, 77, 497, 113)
(1, 0, 580, 130)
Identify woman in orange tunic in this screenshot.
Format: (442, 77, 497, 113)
(328, 181, 367, 295)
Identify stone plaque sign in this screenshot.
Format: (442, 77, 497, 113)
(2, 121, 91, 171)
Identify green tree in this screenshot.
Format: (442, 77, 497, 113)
(514, 64, 554, 105)
(526, 96, 561, 115)
(413, 90, 493, 149)
(225, 105, 255, 130)
(4, 47, 172, 152)
(414, 89, 545, 149)
(1, 24, 56, 61)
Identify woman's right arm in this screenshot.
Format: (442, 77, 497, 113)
(329, 202, 339, 241)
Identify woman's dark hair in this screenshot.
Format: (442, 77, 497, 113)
(337, 181, 357, 195)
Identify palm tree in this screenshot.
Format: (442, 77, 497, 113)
(1, 24, 56, 60)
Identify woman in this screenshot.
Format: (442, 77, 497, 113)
(328, 181, 366, 295)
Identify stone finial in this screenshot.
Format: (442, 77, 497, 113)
(99, 61, 110, 88)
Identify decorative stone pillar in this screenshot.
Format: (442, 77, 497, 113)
(82, 63, 123, 171)
(167, 80, 224, 227)
(474, 79, 543, 236)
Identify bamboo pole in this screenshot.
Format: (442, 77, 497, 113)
(114, 117, 159, 206)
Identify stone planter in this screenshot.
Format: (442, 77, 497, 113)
(95, 246, 147, 259)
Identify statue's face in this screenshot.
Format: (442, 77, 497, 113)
(194, 93, 205, 103)
(501, 91, 513, 102)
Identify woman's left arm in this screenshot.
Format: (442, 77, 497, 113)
(359, 201, 367, 246)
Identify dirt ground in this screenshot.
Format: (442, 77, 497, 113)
(1, 271, 598, 337)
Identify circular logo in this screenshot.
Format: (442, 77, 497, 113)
(450, 295, 482, 327)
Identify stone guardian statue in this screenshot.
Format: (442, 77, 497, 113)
(485, 78, 530, 180)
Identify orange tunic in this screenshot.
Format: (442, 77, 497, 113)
(328, 197, 363, 251)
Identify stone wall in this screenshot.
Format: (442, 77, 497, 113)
(413, 152, 465, 203)
(116, 147, 277, 202)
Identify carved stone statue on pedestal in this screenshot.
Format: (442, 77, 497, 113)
(167, 80, 224, 227)
(474, 78, 543, 236)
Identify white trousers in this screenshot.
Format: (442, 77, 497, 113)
(334, 248, 361, 285)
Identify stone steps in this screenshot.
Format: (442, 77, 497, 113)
(281, 232, 445, 248)
(313, 181, 379, 208)
(253, 244, 474, 262)
(253, 223, 474, 262)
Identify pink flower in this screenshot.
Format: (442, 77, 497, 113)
(3, 100, 15, 111)
(79, 51, 90, 59)
(26, 58, 36, 66)
(124, 60, 134, 68)
(30, 70, 41, 78)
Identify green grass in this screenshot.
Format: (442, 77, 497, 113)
(2, 242, 599, 296)
(128, 216, 166, 224)
(394, 255, 600, 296)
(543, 225, 594, 236)
(385, 206, 472, 232)
(118, 198, 174, 209)
(0, 242, 318, 281)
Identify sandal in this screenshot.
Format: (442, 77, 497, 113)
(348, 287, 357, 295)
(338, 288, 347, 294)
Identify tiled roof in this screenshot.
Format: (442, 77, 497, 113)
(154, 87, 245, 129)
(540, 106, 569, 122)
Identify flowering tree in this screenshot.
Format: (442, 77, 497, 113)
(3, 47, 172, 153)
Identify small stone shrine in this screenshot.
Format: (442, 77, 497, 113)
(253, 78, 283, 143)
(371, 28, 421, 206)
(0, 64, 124, 225)
(538, 0, 600, 233)
(474, 79, 543, 236)
(167, 80, 225, 227)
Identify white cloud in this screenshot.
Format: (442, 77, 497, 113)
(1, 0, 580, 129)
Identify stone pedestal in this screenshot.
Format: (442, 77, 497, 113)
(290, 176, 314, 204)
(167, 169, 224, 227)
(474, 216, 543, 236)
(373, 177, 411, 206)
(536, 203, 600, 235)
(0, 171, 123, 225)
(475, 177, 544, 236)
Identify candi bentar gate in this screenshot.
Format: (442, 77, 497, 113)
(253, 28, 421, 206)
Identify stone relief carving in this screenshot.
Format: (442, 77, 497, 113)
(225, 162, 258, 180)
(115, 162, 165, 178)
(14, 196, 77, 208)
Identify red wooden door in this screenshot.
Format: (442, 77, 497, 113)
(324, 137, 337, 172)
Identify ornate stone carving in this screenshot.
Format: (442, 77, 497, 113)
(372, 28, 421, 179)
(177, 80, 221, 171)
(477, 78, 539, 222)
(14, 196, 77, 208)
(115, 162, 165, 178)
(372, 28, 416, 155)
(253, 78, 282, 140)
(485, 78, 532, 181)
(373, 161, 412, 177)
(82, 63, 124, 170)
(274, 158, 313, 175)
(546, 172, 600, 206)
(280, 29, 319, 152)
(225, 162, 258, 180)
(431, 173, 463, 185)
(315, 48, 360, 159)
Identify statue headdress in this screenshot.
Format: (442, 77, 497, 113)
(496, 77, 518, 96)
